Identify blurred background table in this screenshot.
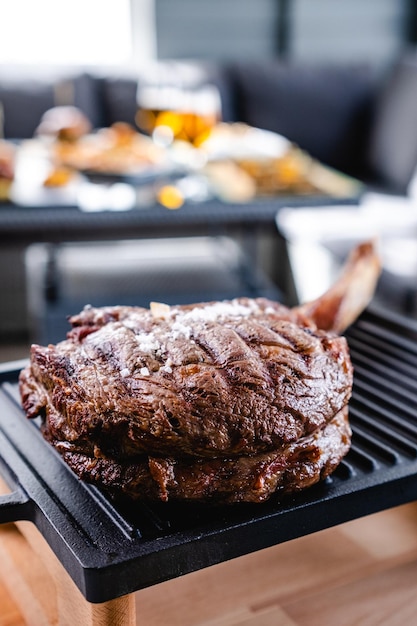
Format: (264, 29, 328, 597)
(0, 188, 359, 346)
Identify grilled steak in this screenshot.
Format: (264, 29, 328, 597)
(20, 299, 352, 458)
(18, 241, 383, 504)
(19, 297, 353, 503)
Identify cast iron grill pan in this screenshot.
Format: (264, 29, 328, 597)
(1, 307, 417, 603)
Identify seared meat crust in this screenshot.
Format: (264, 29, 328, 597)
(44, 407, 351, 504)
(19, 298, 353, 459)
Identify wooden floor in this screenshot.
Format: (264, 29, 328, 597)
(2, 501, 417, 625)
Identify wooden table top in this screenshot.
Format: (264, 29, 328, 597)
(2, 501, 417, 626)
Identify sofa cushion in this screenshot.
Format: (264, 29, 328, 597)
(0, 80, 55, 139)
(229, 61, 374, 178)
(101, 76, 139, 128)
(56, 73, 104, 129)
(367, 50, 417, 194)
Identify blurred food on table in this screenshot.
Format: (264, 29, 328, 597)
(2, 105, 361, 206)
(199, 123, 361, 200)
(36, 106, 92, 143)
(42, 165, 76, 188)
(51, 121, 167, 176)
(0, 140, 15, 201)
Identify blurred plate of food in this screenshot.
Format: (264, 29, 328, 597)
(8, 137, 81, 207)
(198, 123, 363, 203)
(36, 106, 179, 182)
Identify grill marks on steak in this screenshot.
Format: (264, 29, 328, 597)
(20, 299, 353, 462)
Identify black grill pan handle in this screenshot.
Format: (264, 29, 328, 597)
(0, 487, 32, 523)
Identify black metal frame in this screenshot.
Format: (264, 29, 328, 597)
(0, 193, 361, 247)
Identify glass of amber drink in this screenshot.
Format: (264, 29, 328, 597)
(136, 63, 221, 146)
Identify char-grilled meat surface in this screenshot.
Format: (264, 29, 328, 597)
(45, 407, 350, 504)
(19, 297, 353, 503)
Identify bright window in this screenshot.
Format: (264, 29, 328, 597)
(0, 0, 132, 65)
